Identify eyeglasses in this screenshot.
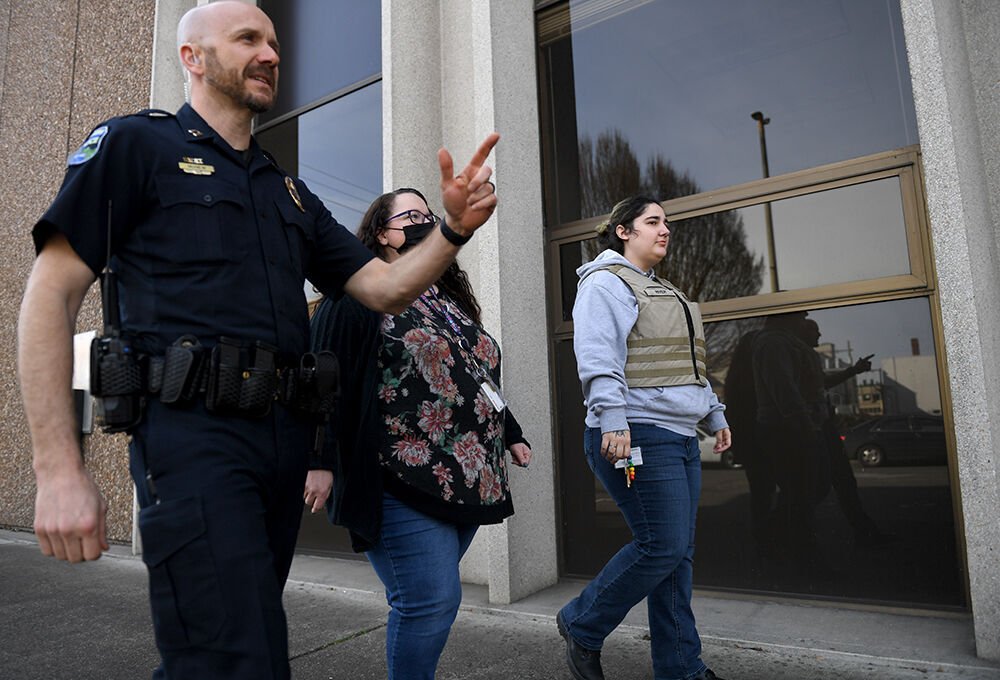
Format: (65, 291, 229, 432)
(384, 209, 440, 227)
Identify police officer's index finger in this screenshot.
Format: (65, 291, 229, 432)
(454, 133, 500, 184)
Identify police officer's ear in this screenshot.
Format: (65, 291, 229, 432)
(179, 43, 203, 72)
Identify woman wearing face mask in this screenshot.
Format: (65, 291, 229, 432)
(557, 196, 730, 680)
(305, 188, 532, 680)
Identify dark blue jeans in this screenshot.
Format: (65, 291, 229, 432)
(366, 493, 478, 680)
(560, 424, 707, 680)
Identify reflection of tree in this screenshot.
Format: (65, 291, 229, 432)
(579, 128, 765, 375)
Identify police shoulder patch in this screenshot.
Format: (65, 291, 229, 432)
(68, 125, 109, 166)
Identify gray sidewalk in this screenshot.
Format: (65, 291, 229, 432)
(2, 529, 998, 679)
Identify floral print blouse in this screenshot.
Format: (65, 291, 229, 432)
(377, 290, 513, 522)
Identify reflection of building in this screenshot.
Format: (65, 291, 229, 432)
(815, 341, 862, 416)
(881, 355, 942, 415)
(1, 0, 999, 662)
(852, 343, 941, 417)
(858, 382, 884, 417)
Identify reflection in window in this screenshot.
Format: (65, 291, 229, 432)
(258, 0, 380, 123)
(698, 298, 960, 605)
(559, 175, 912, 320)
(538, 0, 918, 225)
(674, 177, 912, 298)
(258, 82, 383, 231)
(297, 83, 382, 229)
(562, 296, 961, 605)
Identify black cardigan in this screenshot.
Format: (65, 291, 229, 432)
(309, 293, 528, 552)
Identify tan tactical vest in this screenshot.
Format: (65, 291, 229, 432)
(600, 264, 707, 388)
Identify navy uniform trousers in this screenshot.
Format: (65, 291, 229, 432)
(130, 399, 311, 680)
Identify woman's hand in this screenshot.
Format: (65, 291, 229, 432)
(601, 429, 631, 462)
(510, 443, 532, 468)
(713, 428, 732, 453)
(303, 470, 333, 513)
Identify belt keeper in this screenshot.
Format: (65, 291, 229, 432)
(147, 356, 164, 395)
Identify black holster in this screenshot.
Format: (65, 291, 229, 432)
(280, 351, 340, 420)
(90, 334, 145, 433)
(205, 337, 278, 417)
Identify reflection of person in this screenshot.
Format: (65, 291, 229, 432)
(558, 196, 730, 680)
(797, 319, 887, 546)
(751, 312, 825, 567)
(18, 3, 498, 677)
(722, 330, 772, 552)
(306, 188, 531, 679)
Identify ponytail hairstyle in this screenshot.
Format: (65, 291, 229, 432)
(356, 188, 483, 326)
(594, 195, 661, 255)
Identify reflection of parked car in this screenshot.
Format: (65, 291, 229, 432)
(697, 426, 739, 469)
(842, 415, 947, 467)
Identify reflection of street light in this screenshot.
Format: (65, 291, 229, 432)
(751, 111, 779, 292)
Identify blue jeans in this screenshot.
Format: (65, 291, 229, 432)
(559, 424, 707, 680)
(366, 493, 478, 680)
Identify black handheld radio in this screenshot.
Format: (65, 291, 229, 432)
(90, 201, 144, 432)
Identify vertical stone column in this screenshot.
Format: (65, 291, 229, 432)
(383, 0, 559, 603)
(901, 0, 1000, 660)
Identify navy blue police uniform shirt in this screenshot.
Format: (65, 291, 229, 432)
(33, 104, 374, 358)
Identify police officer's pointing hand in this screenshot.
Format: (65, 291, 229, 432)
(438, 133, 500, 236)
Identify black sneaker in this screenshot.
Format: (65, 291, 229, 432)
(556, 611, 605, 680)
(692, 669, 726, 680)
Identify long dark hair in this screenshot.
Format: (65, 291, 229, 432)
(594, 195, 661, 255)
(357, 188, 483, 326)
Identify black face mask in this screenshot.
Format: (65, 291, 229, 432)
(388, 220, 436, 253)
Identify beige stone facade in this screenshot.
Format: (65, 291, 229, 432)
(0, 1, 156, 542)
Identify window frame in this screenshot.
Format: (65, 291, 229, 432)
(547, 145, 932, 336)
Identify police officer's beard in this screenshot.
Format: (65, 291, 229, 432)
(203, 51, 276, 113)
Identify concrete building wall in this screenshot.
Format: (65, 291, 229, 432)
(0, 0, 156, 542)
(901, 0, 1000, 660)
(382, 0, 559, 604)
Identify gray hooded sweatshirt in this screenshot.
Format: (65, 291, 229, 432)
(573, 249, 728, 437)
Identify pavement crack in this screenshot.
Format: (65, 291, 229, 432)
(289, 623, 387, 661)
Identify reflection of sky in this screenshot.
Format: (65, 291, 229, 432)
(259, 0, 380, 123)
(298, 82, 382, 230)
(807, 298, 936, 387)
(735, 176, 910, 294)
(564, 0, 916, 192)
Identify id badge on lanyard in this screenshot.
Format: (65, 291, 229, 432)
(424, 287, 506, 412)
(478, 371, 506, 413)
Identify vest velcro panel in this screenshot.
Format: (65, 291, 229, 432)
(599, 264, 707, 388)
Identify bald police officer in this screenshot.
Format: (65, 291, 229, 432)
(18, 3, 498, 678)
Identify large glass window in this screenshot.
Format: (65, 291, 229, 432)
(538, 0, 917, 225)
(556, 164, 919, 323)
(259, 0, 380, 124)
(694, 299, 959, 606)
(558, 298, 962, 607)
(542, 0, 962, 609)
